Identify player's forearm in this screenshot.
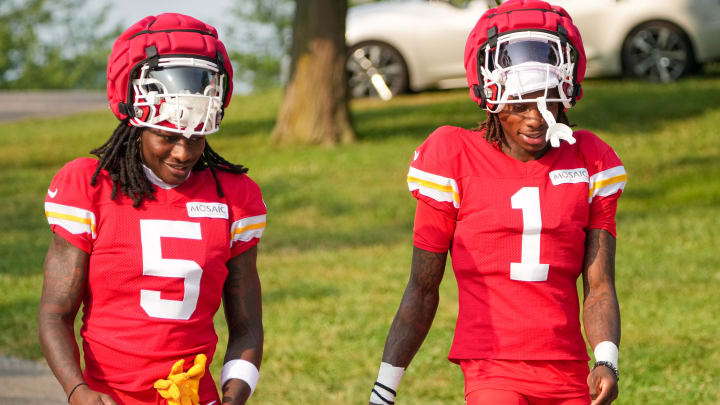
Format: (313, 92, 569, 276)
(381, 286, 439, 367)
(221, 326, 262, 405)
(38, 312, 85, 394)
(223, 247, 263, 367)
(38, 235, 89, 395)
(583, 286, 620, 347)
(582, 229, 621, 347)
(224, 321, 263, 365)
(381, 247, 447, 367)
(222, 247, 263, 404)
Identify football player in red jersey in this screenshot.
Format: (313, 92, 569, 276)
(369, 1, 624, 405)
(39, 14, 264, 405)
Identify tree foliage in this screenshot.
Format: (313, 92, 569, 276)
(228, 0, 294, 91)
(0, 0, 119, 89)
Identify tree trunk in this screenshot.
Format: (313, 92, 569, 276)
(271, 0, 355, 145)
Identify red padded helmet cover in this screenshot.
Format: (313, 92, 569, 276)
(464, 0, 586, 105)
(107, 13, 234, 121)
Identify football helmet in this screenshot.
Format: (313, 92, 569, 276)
(464, 0, 586, 146)
(107, 13, 234, 137)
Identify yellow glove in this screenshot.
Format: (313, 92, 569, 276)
(154, 353, 207, 405)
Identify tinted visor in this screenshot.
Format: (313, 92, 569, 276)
(147, 66, 221, 94)
(497, 40, 559, 68)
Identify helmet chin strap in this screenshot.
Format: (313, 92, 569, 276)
(536, 96, 575, 148)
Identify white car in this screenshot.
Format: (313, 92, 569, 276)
(346, 0, 720, 98)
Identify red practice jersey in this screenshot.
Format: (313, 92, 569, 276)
(44, 158, 266, 397)
(407, 126, 626, 362)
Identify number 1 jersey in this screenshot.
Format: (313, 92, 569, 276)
(44, 158, 266, 394)
(407, 126, 626, 362)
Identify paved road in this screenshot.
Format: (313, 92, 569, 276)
(0, 90, 107, 122)
(0, 355, 66, 404)
(1, 91, 106, 403)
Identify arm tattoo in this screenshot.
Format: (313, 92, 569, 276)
(582, 229, 621, 347)
(38, 235, 89, 393)
(382, 246, 447, 367)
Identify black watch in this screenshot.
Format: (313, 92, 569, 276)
(592, 361, 619, 380)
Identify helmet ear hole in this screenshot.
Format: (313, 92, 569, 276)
(474, 84, 487, 109)
(135, 106, 151, 122)
(473, 84, 483, 99)
(485, 84, 498, 111)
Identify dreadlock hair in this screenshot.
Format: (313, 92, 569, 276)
(90, 120, 248, 207)
(476, 108, 572, 147)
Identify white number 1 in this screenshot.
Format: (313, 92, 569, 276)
(140, 220, 203, 320)
(510, 187, 549, 281)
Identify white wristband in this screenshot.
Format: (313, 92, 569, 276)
(594, 341, 619, 370)
(220, 359, 259, 397)
(369, 362, 405, 404)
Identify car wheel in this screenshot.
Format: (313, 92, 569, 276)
(346, 41, 409, 99)
(622, 21, 695, 83)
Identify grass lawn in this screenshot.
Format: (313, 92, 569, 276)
(1, 75, 719, 404)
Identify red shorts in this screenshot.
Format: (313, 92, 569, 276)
(460, 359, 591, 405)
(85, 373, 221, 405)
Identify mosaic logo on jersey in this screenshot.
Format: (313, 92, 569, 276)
(549, 168, 589, 185)
(186, 202, 229, 219)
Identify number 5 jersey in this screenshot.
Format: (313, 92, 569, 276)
(44, 158, 266, 395)
(408, 126, 626, 363)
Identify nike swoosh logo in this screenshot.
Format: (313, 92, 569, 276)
(48, 188, 58, 198)
(414, 151, 420, 161)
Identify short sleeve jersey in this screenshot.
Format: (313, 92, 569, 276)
(407, 126, 626, 362)
(44, 158, 266, 394)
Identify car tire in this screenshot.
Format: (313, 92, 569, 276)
(621, 21, 696, 82)
(346, 41, 409, 98)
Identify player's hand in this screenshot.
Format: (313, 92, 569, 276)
(69, 385, 117, 405)
(587, 365, 618, 405)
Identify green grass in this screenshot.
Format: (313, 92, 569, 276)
(1, 75, 719, 404)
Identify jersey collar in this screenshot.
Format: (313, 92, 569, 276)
(142, 164, 190, 189)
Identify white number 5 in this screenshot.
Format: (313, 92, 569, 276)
(510, 187, 549, 281)
(140, 220, 202, 319)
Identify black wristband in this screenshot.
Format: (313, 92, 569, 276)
(67, 382, 88, 403)
(593, 361, 619, 381)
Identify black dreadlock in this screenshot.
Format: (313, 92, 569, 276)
(476, 108, 572, 147)
(90, 120, 248, 207)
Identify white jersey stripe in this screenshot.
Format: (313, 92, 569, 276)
(407, 166, 460, 208)
(588, 166, 627, 202)
(230, 214, 266, 244)
(45, 202, 97, 238)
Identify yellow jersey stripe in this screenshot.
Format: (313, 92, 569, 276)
(232, 222, 266, 236)
(588, 174, 627, 198)
(46, 211, 97, 234)
(407, 176, 460, 203)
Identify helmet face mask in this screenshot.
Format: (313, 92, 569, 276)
(131, 57, 226, 138)
(480, 31, 577, 113)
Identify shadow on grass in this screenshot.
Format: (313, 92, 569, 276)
(351, 77, 720, 141)
(568, 77, 720, 135)
(263, 281, 341, 303)
(217, 116, 276, 138)
(352, 91, 478, 142)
